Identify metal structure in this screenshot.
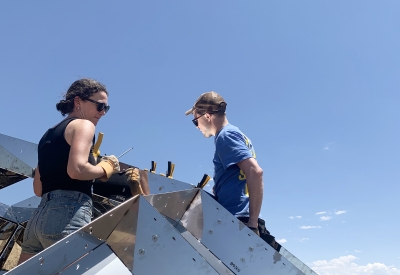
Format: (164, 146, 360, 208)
(0, 133, 317, 274)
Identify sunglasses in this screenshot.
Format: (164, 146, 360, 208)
(86, 98, 110, 113)
(192, 113, 206, 127)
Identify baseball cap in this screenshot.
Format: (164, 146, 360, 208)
(185, 91, 227, 116)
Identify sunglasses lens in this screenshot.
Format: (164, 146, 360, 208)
(97, 103, 110, 113)
(192, 119, 198, 127)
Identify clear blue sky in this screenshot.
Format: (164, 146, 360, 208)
(1, 2, 399, 274)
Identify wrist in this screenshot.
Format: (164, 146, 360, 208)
(247, 221, 258, 229)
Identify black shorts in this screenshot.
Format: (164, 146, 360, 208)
(237, 217, 281, 252)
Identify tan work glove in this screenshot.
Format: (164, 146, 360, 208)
(97, 155, 120, 181)
(125, 167, 143, 196)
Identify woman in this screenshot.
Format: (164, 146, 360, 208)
(18, 78, 120, 264)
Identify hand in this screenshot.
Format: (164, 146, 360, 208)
(97, 155, 120, 181)
(125, 167, 140, 183)
(125, 167, 143, 196)
(247, 225, 260, 236)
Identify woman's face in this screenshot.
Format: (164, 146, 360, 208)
(79, 91, 109, 126)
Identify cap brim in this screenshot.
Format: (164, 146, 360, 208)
(185, 107, 194, 116)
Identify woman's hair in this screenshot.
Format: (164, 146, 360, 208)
(56, 78, 108, 116)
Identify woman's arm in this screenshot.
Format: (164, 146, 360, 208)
(33, 165, 42, 197)
(65, 119, 106, 180)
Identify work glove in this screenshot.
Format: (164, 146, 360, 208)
(247, 225, 260, 236)
(125, 167, 143, 196)
(97, 155, 120, 181)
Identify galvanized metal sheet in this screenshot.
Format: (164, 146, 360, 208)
(104, 194, 140, 271)
(179, 190, 204, 239)
(198, 190, 304, 275)
(11, 197, 40, 209)
(132, 196, 219, 275)
(0, 204, 16, 223)
(59, 243, 131, 275)
(0, 146, 32, 185)
(0, 168, 28, 190)
(5, 230, 103, 275)
(0, 134, 37, 169)
(177, 228, 234, 275)
(144, 188, 199, 225)
(147, 172, 194, 195)
(10, 196, 41, 224)
(82, 195, 138, 241)
(279, 247, 318, 275)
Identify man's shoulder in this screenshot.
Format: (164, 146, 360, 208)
(218, 124, 243, 138)
(215, 124, 249, 150)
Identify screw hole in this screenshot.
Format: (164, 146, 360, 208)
(192, 258, 196, 262)
(154, 218, 157, 221)
(172, 237, 176, 241)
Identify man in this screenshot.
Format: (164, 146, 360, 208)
(185, 91, 279, 250)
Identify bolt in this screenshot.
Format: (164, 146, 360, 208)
(217, 219, 221, 224)
(138, 249, 145, 256)
(249, 247, 254, 252)
(208, 229, 213, 234)
(152, 235, 158, 242)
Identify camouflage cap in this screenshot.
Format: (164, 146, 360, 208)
(185, 91, 227, 116)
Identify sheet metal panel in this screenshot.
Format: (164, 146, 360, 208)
(0, 147, 32, 187)
(82, 196, 138, 241)
(144, 188, 198, 226)
(59, 243, 131, 275)
(105, 196, 139, 271)
(197, 190, 305, 275)
(132, 197, 219, 275)
(0, 134, 37, 169)
(10, 196, 41, 224)
(5, 231, 103, 275)
(147, 172, 194, 194)
(279, 247, 318, 275)
(0, 204, 16, 224)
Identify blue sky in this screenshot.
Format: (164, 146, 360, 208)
(1, 1, 399, 274)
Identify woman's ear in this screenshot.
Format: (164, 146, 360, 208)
(73, 96, 81, 110)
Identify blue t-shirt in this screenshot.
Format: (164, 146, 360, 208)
(213, 124, 256, 217)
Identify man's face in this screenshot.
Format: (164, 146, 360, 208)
(193, 111, 213, 138)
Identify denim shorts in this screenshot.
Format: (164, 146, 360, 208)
(21, 190, 92, 254)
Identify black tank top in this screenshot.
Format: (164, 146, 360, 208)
(38, 117, 96, 197)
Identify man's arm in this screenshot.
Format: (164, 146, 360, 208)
(237, 158, 264, 229)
